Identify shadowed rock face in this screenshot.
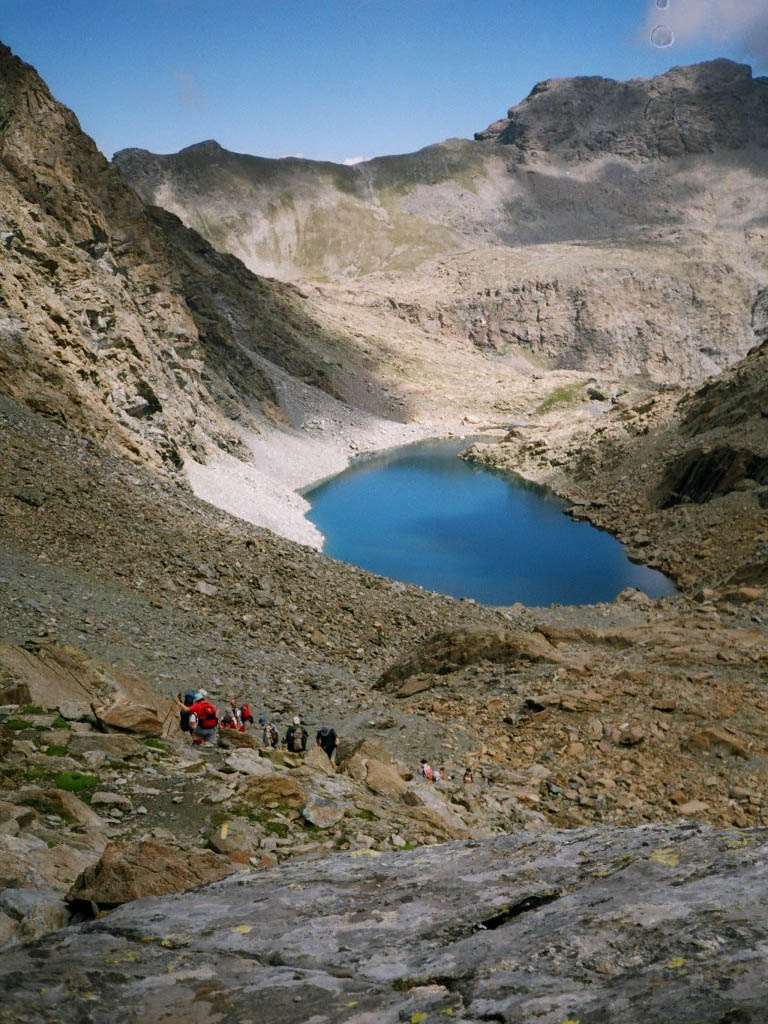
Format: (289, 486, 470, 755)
(1, 825, 767, 1023)
(475, 59, 768, 160)
(0, 43, 349, 471)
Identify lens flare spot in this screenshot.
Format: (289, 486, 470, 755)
(651, 23, 675, 47)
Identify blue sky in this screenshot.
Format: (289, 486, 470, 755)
(2, 0, 766, 163)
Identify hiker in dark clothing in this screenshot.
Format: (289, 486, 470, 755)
(316, 725, 338, 765)
(285, 715, 308, 754)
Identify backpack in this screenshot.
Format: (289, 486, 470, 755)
(422, 764, 434, 781)
(240, 704, 254, 725)
(197, 701, 218, 729)
(179, 709, 191, 733)
(263, 723, 279, 748)
(289, 725, 304, 752)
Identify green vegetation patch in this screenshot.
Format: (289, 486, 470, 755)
(209, 806, 251, 828)
(6, 766, 54, 783)
(54, 770, 100, 793)
(5, 719, 34, 731)
(18, 705, 45, 715)
(535, 381, 588, 416)
(51, 716, 69, 729)
(44, 745, 70, 757)
(144, 738, 166, 751)
(352, 808, 378, 821)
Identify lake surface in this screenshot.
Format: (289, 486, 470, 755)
(304, 439, 675, 606)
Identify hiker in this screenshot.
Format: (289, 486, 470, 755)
(463, 767, 475, 785)
(223, 699, 253, 732)
(285, 715, 308, 754)
(258, 715, 279, 748)
(186, 692, 218, 746)
(220, 708, 238, 730)
(175, 691, 199, 743)
(435, 766, 447, 784)
(419, 758, 434, 782)
(316, 725, 338, 765)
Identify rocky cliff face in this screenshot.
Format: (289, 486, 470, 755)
(0, 44, 348, 472)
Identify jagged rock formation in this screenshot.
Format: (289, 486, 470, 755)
(2, 824, 768, 1023)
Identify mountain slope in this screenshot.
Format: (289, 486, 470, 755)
(0, 44, 357, 472)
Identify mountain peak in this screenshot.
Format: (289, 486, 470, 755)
(475, 58, 768, 160)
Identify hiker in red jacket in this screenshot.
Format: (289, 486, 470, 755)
(186, 692, 219, 746)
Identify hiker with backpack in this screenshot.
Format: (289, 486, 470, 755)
(176, 691, 199, 744)
(285, 715, 308, 754)
(419, 758, 434, 782)
(185, 692, 219, 746)
(258, 716, 280, 749)
(316, 725, 339, 765)
(222, 699, 254, 732)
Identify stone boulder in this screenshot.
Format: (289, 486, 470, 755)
(68, 733, 142, 758)
(67, 841, 238, 911)
(365, 759, 409, 800)
(400, 782, 469, 839)
(0, 887, 69, 946)
(301, 796, 345, 829)
(224, 749, 274, 776)
(93, 700, 171, 737)
(0, 643, 170, 729)
(11, 787, 105, 828)
(207, 818, 263, 859)
(216, 729, 261, 751)
(301, 745, 336, 776)
(376, 626, 556, 689)
(238, 774, 307, 810)
(0, 835, 99, 891)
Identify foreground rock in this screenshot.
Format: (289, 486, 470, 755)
(2, 824, 767, 1023)
(0, 642, 172, 734)
(67, 841, 239, 912)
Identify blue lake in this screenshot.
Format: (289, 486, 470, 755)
(304, 439, 676, 607)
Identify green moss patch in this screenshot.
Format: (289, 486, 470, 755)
(51, 716, 69, 729)
(535, 381, 587, 416)
(5, 719, 34, 731)
(54, 771, 100, 792)
(18, 705, 45, 715)
(44, 745, 70, 757)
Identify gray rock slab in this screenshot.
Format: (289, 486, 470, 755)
(68, 733, 142, 757)
(1, 825, 767, 1023)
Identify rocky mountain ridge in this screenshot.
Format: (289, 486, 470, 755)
(475, 58, 768, 158)
(115, 59, 768, 390)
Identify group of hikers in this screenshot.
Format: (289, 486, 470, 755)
(175, 691, 339, 763)
(420, 759, 475, 785)
(175, 692, 475, 781)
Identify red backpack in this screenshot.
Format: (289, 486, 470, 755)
(197, 701, 218, 729)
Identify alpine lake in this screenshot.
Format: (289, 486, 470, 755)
(303, 439, 675, 607)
